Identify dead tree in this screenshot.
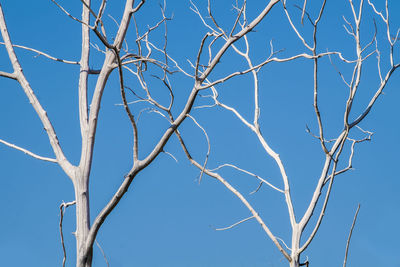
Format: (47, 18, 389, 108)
(175, 1, 399, 267)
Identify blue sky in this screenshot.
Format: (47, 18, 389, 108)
(0, 0, 399, 266)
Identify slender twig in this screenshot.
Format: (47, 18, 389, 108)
(162, 150, 178, 163)
(114, 48, 139, 162)
(59, 201, 76, 267)
(301, 0, 308, 24)
(95, 240, 110, 267)
(343, 204, 361, 267)
(0, 42, 80, 64)
(210, 164, 283, 193)
(215, 216, 255, 231)
(186, 114, 210, 184)
(0, 139, 57, 163)
(51, 0, 90, 27)
(199, 51, 344, 90)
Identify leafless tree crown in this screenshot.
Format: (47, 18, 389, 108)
(0, 0, 398, 266)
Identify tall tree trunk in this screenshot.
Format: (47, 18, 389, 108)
(75, 169, 92, 267)
(290, 228, 301, 267)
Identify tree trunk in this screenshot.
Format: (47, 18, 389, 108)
(290, 228, 301, 267)
(290, 256, 300, 267)
(75, 170, 92, 267)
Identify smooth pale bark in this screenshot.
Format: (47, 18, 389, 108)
(75, 171, 92, 267)
(76, 0, 92, 266)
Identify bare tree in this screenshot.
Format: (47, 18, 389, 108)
(0, 0, 398, 266)
(173, 0, 399, 267)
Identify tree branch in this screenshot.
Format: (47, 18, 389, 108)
(0, 139, 57, 163)
(0, 70, 16, 79)
(0, 42, 80, 64)
(0, 3, 75, 178)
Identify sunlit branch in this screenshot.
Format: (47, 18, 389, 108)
(114, 49, 139, 162)
(215, 216, 255, 231)
(0, 139, 57, 163)
(199, 52, 343, 90)
(0, 4, 75, 178)
(300, 130, 348, 253)
(282, 0, 312, 50)
(51, 0, 89, 26)
(0, 70, 16, 79)
(0, 42, 80, 64)
(210, 164, 283, 193)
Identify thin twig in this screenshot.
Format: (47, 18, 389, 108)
(50, 0, 90, 27)
(343, 204, 361, 267)
(0, 42, 79, 64)
(215, 216, 255, 231)
(186, 114, 210, 184)
(0, 139, 57, 163)
(59, 201, 76, 267)
(210, 163, 283, 193)
(95, 240, 110, 267)
(301, 0, 307, 24)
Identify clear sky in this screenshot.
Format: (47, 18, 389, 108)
(0, 1, 399, 267)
